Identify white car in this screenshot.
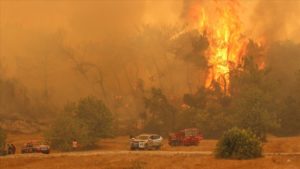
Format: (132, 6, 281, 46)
(130, 134, 163, 150)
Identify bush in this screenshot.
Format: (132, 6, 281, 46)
(215, 127, 262, 159)
(46, 96, 114, 151)
(73, 97, 114, 138)
(46, 116, 97, 151)
(0, 127, 6, 149)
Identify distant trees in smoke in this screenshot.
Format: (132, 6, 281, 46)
(1, 23, 300, 138)
(0, 78, 32, 119)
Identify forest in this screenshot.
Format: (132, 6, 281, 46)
(0, 0, 300, 142)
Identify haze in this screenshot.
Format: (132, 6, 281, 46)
(1, 0, 300, 119)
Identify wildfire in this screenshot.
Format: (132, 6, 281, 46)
(193, 1, 248, 93)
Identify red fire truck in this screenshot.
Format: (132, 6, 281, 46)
(168, 128, 203, 146)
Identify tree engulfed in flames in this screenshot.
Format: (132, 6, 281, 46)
(194, 1, 248, 93)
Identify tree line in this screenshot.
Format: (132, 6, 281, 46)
(1, 26, 300, 149)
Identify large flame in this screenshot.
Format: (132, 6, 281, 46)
(194, 1, 248, 93)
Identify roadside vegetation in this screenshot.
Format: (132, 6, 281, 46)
(46, 96, 114, 151)
(215, 128, 262, 159)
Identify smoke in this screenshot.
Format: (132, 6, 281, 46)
(251, 0, 300, 42)
(248, 1, 300, 98)
(1, 0, 300, 120)
(0, 0, 188, 113)
(181, 0, 199, 19)
(180, 0, 300, 42)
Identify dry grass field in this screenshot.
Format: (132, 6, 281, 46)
(9, 134, 300, 153)
(1, 154, 300, 169)
(1, 134, 300, 169)
(97, 135, 300, 153)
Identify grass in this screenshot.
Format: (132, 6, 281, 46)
(6, 133, 300, 153)
(1, 154, 300, 169)
(2, 134, 300, 169)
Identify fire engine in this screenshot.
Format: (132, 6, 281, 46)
(168, 128, 203, 146)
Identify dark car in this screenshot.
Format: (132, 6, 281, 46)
(21, 142, 50, 154)
(21, 142, 35, 153)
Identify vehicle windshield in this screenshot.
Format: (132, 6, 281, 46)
(39, 141, 49, 145)
(136, 135, 150, 140)
(185, 129, 199, 137)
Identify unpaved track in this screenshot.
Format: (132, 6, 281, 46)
(2, 151, 300, 159)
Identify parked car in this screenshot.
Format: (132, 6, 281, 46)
(21, 142, 35, 153)
(35, 143, 50, 154)
(21, 142, 50, 154)
(168, 128, 203, 146)
(130, 134, 163, 150)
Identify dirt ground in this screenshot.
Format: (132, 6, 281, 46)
(5, 134, 300, 153)
(2, 134, 300, 169)
(97, 135, 300, 153)
(1, 154, 300, 169)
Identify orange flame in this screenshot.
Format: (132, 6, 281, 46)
(194, 1, 248, 93)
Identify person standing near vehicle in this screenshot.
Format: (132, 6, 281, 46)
(7, 144, 14, 154)
(7, 144, 11, 154)
(11, 144, 16, 154)
(72, 139, 78, 150)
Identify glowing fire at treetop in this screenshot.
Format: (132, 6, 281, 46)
(194, 1, 248, 93)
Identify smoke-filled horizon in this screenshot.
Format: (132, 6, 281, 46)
(1, 0, 300, 114)
(0, 1, 185, 106)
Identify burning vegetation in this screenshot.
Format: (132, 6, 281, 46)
(194, 1, 248, 93)
(0, 0, 300, 146)
(187, 0, 267, 94)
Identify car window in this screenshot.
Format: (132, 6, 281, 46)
(136, 135, 150, 140)
(151, 135, 160, 139)
(185, 129, 198, 137)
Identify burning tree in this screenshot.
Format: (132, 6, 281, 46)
(174, 0, 280, 139)
(184, 0, 265, 93)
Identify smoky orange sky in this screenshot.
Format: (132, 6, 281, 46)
(1, 0, 300, 108)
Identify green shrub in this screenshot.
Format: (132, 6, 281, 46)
(46, 96, 114, 151)
(215, 127, 262, 159)
(46, 116, 97, 151)
(74, 97, 114, 138)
